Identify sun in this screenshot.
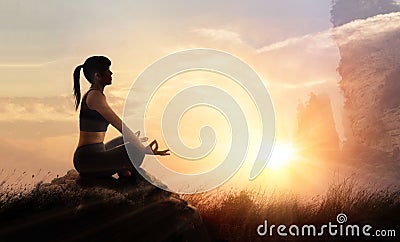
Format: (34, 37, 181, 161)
(267, 142, 296, 170)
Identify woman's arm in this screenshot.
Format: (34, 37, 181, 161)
(86, 90, 169, 156)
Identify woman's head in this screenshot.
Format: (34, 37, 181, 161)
(73, 56, 112, 110)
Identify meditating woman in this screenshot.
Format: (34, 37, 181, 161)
(72, 56, 169, 178)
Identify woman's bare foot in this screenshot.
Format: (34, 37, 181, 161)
(117, 170, 132, 178)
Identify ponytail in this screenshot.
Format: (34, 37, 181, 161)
(73, 56, 111, 110)
(73, 64, 83, 111)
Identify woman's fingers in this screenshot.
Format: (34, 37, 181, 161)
(149, 140, 159, 153)
(135, 131, 149, 142)
(146, 140, 155, 154)
(155, 141, 159, 151)
(157, 149, 170, 156)
(147, 140, 170, 156)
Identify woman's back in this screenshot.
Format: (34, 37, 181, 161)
(77, 89, 108, 148)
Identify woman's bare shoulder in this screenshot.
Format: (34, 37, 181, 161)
(86, 90, 107, 110)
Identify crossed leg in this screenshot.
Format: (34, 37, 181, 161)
(105, 136, 126, 150)
(104, 136, 143, 178)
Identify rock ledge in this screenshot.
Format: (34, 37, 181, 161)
(0, 169, 210, 242)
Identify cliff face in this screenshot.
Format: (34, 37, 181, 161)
(0, 170, 210, 242)
(338, 29, 400, 154)
(331, 0, 400, 156)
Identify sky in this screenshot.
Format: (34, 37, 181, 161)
(1, 0, 333, 95)
(1, 0, 389, 190)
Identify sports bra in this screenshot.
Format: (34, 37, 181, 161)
(79, 89, 110, 132)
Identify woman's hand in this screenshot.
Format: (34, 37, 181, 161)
(145, 140, 170, 156)
(134, 130, 148, 142)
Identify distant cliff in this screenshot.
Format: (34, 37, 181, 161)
(331, 0, 400, 157)
(295, 92, 340, 160)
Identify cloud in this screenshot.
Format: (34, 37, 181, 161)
(252, 12, 400, 143)
(257, 12, 400, 53)
(193, 28, 245, 45)
(276, 80, 328, 89)
(0, 94, 126, 122)
(0, 94, 127, 139)
(331, 12, 400, 46)
(0, 120, 77, 139)
(0, 96, 75, 122)
(257, 30, 334, 53)
(252, 11, 400, 92)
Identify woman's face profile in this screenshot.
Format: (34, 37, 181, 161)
(98, 68, 113, 86)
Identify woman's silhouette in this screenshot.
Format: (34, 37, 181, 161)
(73, 56, 169, 178)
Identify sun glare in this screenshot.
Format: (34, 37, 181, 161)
(267, 142, 296, 170)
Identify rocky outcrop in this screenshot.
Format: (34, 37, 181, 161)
(295, 92, 340, 160)
(0, 169, 210, 242)
(338, 30, 400, 154)
(331, 0, 400, 157)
